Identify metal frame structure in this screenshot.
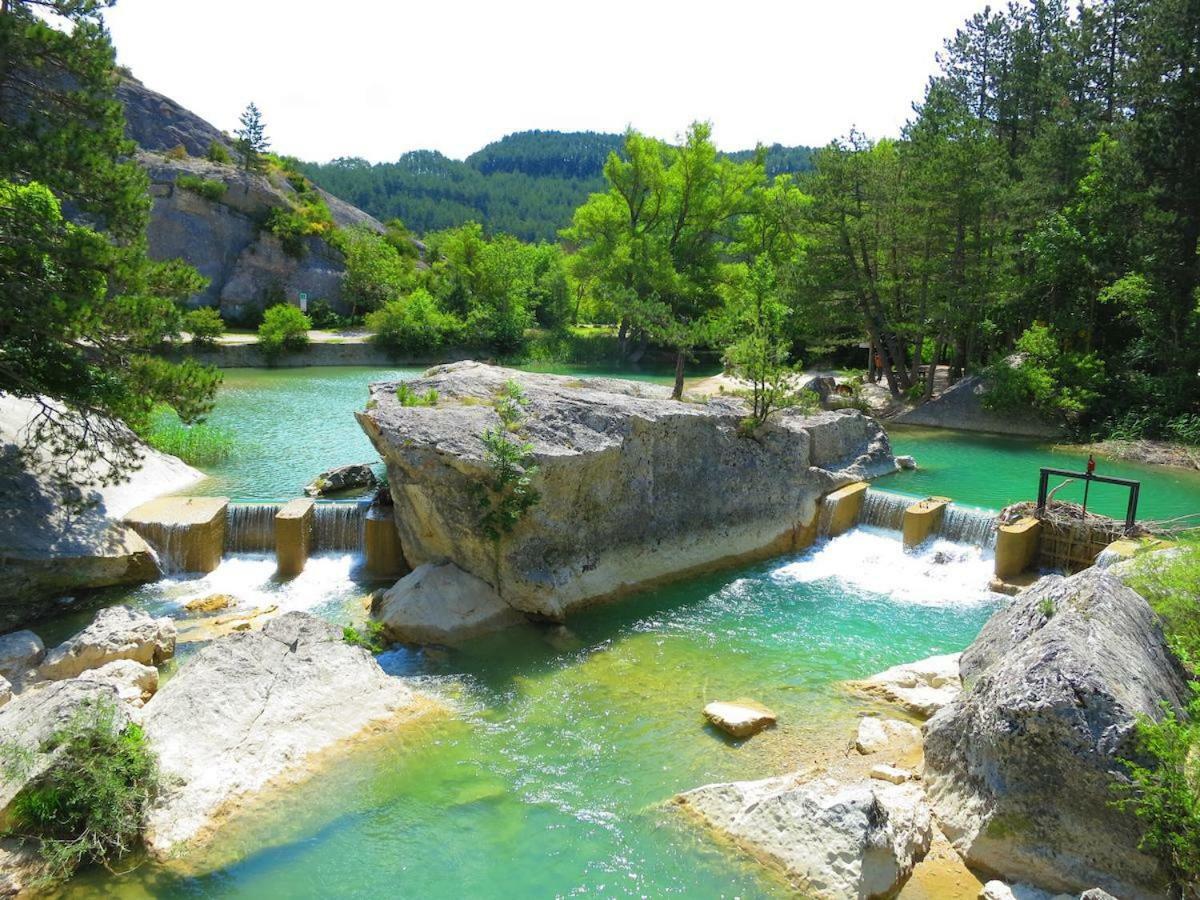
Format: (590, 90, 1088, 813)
(1036, 467, 1141, 531)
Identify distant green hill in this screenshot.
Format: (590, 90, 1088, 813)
(300, 131, 815, 242)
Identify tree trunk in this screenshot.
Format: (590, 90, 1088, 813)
(671, 350, 686, 400)
(924, 341, 944, 401)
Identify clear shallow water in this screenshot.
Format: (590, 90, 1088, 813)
(884, 425, 1200, 522)
(63, 531, 999, 899)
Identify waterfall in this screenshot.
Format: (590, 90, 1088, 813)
(225, 503, 279, 553)
(146, 523, 191, 575)
(858, 490, 912, 532)
(313, 501, 368, 552)
(936, 504, 998, 549)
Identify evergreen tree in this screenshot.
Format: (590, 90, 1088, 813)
(235, 101, 269, 171)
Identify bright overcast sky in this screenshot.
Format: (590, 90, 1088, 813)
(106, 0, 986, 164)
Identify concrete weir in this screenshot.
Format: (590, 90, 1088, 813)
(124, 497, 228, 574)
(275, 498, 314, 577)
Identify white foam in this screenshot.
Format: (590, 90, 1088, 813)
(773, 527, 1000, 607)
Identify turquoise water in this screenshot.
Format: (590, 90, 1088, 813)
(884, 426, 1200, 522)
(64, 532, 998, 899)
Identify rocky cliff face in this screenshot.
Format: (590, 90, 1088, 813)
(117, 76, 386, 320)
(923, 567, 1189, 898)
(358, 362, 896, 637)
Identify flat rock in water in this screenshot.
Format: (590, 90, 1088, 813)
(855, 716, 922, 755)
(677, 774, 932, 899)
(140, 611, 445, 856)
(304, 462, 376, 497)
(33, 605, 175, 683)
(847, 653, 961, 719)
(703, 699, 777, 738)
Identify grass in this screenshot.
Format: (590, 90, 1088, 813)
(143, 407, 234, 466)
(343, 621, 387, 653)
(396, 384, 438, 407)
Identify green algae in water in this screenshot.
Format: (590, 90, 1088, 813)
(62, 532, 997, 899)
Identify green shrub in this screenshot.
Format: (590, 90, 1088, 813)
(521, 327, 620, 365)
(473, 380, 540, 539)
(165, 143, 187, 160)
(305, 299, 353, 330)
(1127, 536, 1200, 667)
(0, 697, 159, 886)
(142, 406, 234, 465)
(264, 208, 310, 258)
(342, 620, 387, 653)
(1166, 414, 1200, 446)
(205, 141, 232, 164)
(396, 383, 438, 407)
(367, 289, 461, 355)
(983, 324, 1105, 425)
(183, 306, 225, 348)
(258, 303, 311, 356)
(176, 174, 226, 202)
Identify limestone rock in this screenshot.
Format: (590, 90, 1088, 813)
(0, 629, 44, 682)
(86, 659, 159, 707)
(117, 75, 231, 158)
(924, 568, 1188, 898)
(677, 774, 932, 899)
(855, 716, 922, 755)
(869, 764, 913, 785)
(359, 362, 895, 629)
(34, 606, 176, 682)
(847, 653, 961, 718)
(0, 676, 9, 708)
(183, 593, 234, 614)
(141, 611, 444, 855)
(896, 455, 917, 470)
(0, 678, 131, 822)
(372, 562, 524, 644)
(894, 370, 1065, 439)
(702, 699, 777, 738)
(304, 462, 377, 497)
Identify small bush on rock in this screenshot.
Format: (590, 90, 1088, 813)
(0, 697, 159, 886)
(342, 621, 387, 653)
(205, 141, 232, 164)
(176, 174, 226, 202)
(473, 380, 540, 539)
(396, 383, 438, 407)
(258, 304, 311, 356)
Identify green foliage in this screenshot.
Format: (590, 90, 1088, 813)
(235, 101, 269, 171)
(175, 174, 226, 202)
(334, 224, 416, 315)
(475, 380, 540, 540)
(983, 325, 1105, 426)
(522, 327, 621, 365)
(395, 383, 439, 407)
(205, 141, 232, 164)
(367, 289, 462, 356)
(165, 144, 187, 160)
(182, 306, 225, 348)
(0, 3, 220, 483)
(1037, 596, 1056, 618)
(1127, 537, 1200, 669)
(342, 620, 387, 653)
(0, 697, 158, 886)
(257, 304, 311, 356)
(140, 405, 234, 465)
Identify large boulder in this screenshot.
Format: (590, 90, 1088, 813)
(923, 568, 1189, 898)
(140, 612, 444, 855)
(359, 363, 895, 636)
(0, 394, 201, 629)
(893, 372, 1063, 439)
(0, 630, 43, 682)
(33, 606, 176, 683)
(373, 561, 524, 644)
(676, 774, 933, 899)
(304, 462, 377, 497)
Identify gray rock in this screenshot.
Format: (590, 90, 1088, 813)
(359, 362, 895, 634)
(0, 630, 43, 682)
(923, 568, 1188, 898)
(677, 774, 932, 899)
(117, 76, 232, 158)
(894, 373, 1064, 438)
(34, 606, 176, 683)
(0, 676, 9, 708)
(140, 611, 443, 856)
(847, 653, 962, 719)
(304, 462, 377, 497)
(373, 561, 524, 644)
(85, 659, 159, 708)
(702, 699, 777, 738)
(855, 716, 922, 755)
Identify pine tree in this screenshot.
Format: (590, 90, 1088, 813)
(235, 102, 270, 171)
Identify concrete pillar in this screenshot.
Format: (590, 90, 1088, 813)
(821, 482, 869, 537)
(364, 509, 406, 578)
(124, 497, 229, 573)
(902, 497, 950, 549)
(994, 516, 1042, 579)
(275, 498, 314, 578)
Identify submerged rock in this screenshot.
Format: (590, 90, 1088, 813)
(0, 629, 44, 682)
(33, 606, 175, 683)
(141, 611, 444, 856)
(373, 561, 524, 644)
(304, 462, 377, 497)
(855, 716, 922, 755)
(923, 568, 1188, 898)
(846, 653, 961, 719)
(359, 362, 895, 640)
(183, 593, 234, 614)
(677, 774, 932, 899)
(702, 699, 777, 738)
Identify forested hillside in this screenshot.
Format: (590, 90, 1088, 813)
(300, 132, 814, 241)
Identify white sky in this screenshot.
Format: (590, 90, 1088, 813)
(105, 0, 986, 164)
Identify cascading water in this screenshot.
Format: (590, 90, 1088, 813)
(146, 523, 191, 575)
(857, 489, 914, 532)
(313, 500, 368, 552)
(225, 503, 279, 553)
(936, 504, 998, 549)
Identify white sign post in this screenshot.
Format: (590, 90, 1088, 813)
(298, 292, 308, 313)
